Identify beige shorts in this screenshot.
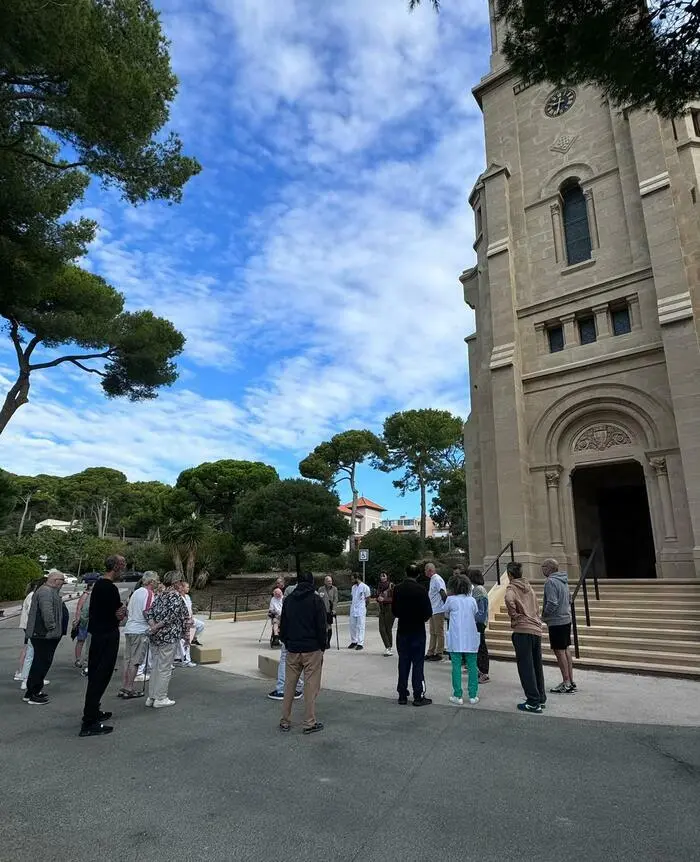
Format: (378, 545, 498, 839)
(124, 633, 149, 667)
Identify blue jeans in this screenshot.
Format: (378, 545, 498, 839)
(276, 643, 304, 694)
(397, 632, 426, 700)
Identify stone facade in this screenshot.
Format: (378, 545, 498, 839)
(462, 6, 700, 579)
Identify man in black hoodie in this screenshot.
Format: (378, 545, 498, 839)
(392, 564, 433, 706)
(279, 571, 327, 734)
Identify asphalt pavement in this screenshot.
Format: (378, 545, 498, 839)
(1, 621, 699, 862)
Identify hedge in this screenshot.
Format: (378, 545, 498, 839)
(0, 555, 43, 602)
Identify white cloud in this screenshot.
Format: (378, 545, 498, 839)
(0, 0, 488, 482)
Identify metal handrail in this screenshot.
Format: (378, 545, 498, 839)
(482, 540, 516, 585)
(570, 543, 601, 659)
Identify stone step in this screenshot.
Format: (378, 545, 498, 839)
(499, 604, 700, 619)
(527, 578, 700, 586)
(487, 638, 700, 668)
(487, 631, 700, 654)
(487, 649, 700, 679)
(488, 621, 700, 641)
(530, 589, 699, 599)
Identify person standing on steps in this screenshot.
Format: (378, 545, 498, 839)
(425, 563, 447, 661)
(504, 562, 546, 714)
(392, 564, 433, 707)
(318, 576, 338, 650)
(80, 556, 127, 736)
(376, 571, 395, 656)
(541, 558, 576, 694)
(348, 572, 371, 651)
(468, 568, 490, 683)
(278, 571, 327, 735)
(443, 573, 485, 706)
(24, 571, 65, 705)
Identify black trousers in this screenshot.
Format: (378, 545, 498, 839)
(397, 632, 426, 700)
(477, 622, 489, 674)
(27, 638, 59, 697)
(512, 633, 546, 706)
(82, 630, 120, 726)
(325, 627, 333, 649)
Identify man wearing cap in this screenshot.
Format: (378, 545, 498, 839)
(24, 570, 67, 705)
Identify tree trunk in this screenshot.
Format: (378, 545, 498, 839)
(186, 549, 196, 585)
(295, 551, 302, 577)
(0, 372, 30, 435)
(350, 465, 358, 550)
(17, 494, 31, 538)
(420, 480, 427, 541)
(172, 548, 184, 576)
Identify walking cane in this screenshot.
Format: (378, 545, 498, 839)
(258, 617, 269, 644)
(141, 641, 150, 696)
(334, 614, 340, 651)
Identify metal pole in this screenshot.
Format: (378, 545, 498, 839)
(335, 614, 340, 651)
(258, 618, 268, 644)
(209, 596, 214, 620)
(234, 596, 238, 623)
(495, 558, 500, 586)
(582, 579, 591, 627)
(362, 560, 366, 582)
(509, 542, 514, 563)
(571, 601, 580, 659)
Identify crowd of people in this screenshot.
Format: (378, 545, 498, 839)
(11, 552, 575, 736)
(13, 556, 207, 736)
(269, 556, 576, 731)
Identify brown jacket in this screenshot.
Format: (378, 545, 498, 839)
(504, 578, 543, 637)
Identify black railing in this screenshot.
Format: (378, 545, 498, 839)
(482, 540, 515, 585)
(206, 587, 354, 621)
(570, 543, 601, 659)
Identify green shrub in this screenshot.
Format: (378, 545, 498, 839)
(0, 555, 43, 601)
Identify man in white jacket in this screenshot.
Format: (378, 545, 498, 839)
(348, 573, 371, 651)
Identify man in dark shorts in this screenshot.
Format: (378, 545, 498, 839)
(80, 555, 127, 736)
(541, 558, 576, 694)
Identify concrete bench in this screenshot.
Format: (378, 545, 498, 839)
(258, 654, 280, 679)
(191, 644, 221, 664)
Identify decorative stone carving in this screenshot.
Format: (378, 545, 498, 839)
(550, 133, 578, 154)
(649, 457, 668, 476)
(573, 424, 632, 452)
(545, 469, 561, 488)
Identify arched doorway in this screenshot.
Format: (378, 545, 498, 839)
(572, 461, 657, 578)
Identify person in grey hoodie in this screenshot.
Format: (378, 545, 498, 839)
(24, 570, 67, 705)
(541, 558, 576, 694)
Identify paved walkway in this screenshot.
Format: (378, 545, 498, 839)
(204, 615, 700, 727)
(2, 617, 699, 862)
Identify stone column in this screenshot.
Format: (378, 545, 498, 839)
(649, 457, 677, 541)
(560, 313, 576, 347)
(592, 304, 611, 338)
(545, 467, 564, 547)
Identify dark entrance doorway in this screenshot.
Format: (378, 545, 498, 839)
(572, 461, 657, 578)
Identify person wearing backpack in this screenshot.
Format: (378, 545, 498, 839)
(72, 582, 93, 668)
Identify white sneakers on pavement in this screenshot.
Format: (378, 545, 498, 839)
(153, 698, 176, 708)
(449, 696, 464, 706)
(383, 648, 393, 657)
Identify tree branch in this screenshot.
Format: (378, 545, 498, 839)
(24, 335, 42, 360)
(7, 318, 25, 368)
(29, 349, 113, 371)
(0, 145, 86, 170)
(69, 359, 107, 377)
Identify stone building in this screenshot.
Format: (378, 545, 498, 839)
(462, 3, 700, 579)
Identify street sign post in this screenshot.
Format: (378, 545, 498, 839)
(358, 549, 369, 581)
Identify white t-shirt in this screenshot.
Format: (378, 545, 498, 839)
(351, 582, 371, 616)
(269, 596, 283, 617)
(428, 574, 446, 614)
(124, 586, 151, 635)
(443, 595, 480, 653)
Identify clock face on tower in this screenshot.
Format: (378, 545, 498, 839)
(544, 87, 576, 118)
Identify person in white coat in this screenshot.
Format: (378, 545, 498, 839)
(443, 573, 486, 706)
(348, 573, 371, 651)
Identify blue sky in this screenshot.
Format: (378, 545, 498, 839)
(0, 0, 489, 519)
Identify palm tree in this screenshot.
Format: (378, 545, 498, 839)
(163, 515, 212, 585)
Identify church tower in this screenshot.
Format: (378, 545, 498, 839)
(462, 3, 700, 579)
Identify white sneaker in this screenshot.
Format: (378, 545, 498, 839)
(153, 697, 176, 708)
(43, 679, 50, 686)
(145, 697, 155, 707)
(449, 696, 464, 706)
(184, 661, 197, 668)
(134, 674, 145, 682)
(20, 681, 27, 691)
(13, 672, 22, 681)
(469, 697, 480, 705)
(384, 648, 393, 657)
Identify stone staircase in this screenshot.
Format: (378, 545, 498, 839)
(487, 579, 700, 678)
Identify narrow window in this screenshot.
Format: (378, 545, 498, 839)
(475, 206, 483, 237)
(578, 315, 597, 345)
(561, 181, 592, 265)
(693, 109, 700, 137)
(611, 305, 632, 336)
(548, 325, 565, 353)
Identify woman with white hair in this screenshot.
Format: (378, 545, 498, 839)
(144, 577, 190, 708)
(119, 571, 160, 699)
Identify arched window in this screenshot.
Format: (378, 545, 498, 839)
(561, 181, 592, 265)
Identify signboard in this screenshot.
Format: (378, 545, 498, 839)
(358, 549, 369, 562)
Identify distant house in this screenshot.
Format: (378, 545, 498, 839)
(34, 519, 82, 534)
(338, 497, 386, 551)
(381, 515, 437, 538)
